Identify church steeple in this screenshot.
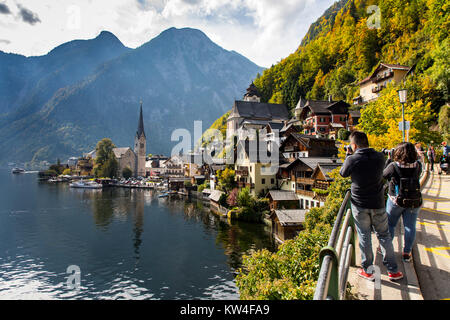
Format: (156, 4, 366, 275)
(136, 100, 146, 138)
(134, 100, 147, 177)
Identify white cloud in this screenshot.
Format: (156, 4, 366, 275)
(0, 0, 336, 67)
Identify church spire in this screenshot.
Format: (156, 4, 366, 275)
(136, 100, 145, 138)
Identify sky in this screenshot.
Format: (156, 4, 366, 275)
(0, 0, 337, 67)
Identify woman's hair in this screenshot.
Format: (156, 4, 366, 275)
(394, 142, 418, 164)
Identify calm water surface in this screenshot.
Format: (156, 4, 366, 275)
(0, 170, 275, 299)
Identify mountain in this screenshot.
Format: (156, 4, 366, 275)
(0, 28, 263, 165)
(0, 31, 131, 116)
(253, 0, 448, 111)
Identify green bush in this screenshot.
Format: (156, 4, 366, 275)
(237, 187, 255, 208)
(337, 129, 351, 141)
(236, 223, 331, 300)
(228, 206, 262, 223)
(236, 168, 351, 300)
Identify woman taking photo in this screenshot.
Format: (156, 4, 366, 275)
(383, 142, 423, 262)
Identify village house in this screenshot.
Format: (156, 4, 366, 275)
(298, 98, 350, 137)
(168, 178, 188, 191)
(145, 155, 169, 177)
(266, 190, 300, 211)
(209, 190, 228, 216)
(234, 139, 278, 196)
(182, 152, 207, 178)
(278, 157, 342, 209)
(226, 83, 290, 141)
(269, 209, 307, 243)
(353, 62, 412, 105)
(347, 110, 361, 132)
(74, 156, 94, 176)
(280, 133, 338, 160)
(162, 155, 184, 177)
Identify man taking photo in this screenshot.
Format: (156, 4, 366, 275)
(340, 131, 403, 281)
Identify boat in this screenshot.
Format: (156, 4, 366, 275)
(11, 168, 25, 174)
(158, 193, 169, 198)
(69, 180, 102, 189)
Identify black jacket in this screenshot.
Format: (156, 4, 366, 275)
(340, 148, 386, 209)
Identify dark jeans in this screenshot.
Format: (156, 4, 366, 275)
(386, 198, 420, 254)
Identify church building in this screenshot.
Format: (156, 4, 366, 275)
(88, 102, 147, 178)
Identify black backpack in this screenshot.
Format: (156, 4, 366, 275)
(393, 163, 422, 208)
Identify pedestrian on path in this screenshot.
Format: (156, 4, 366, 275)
(384, 142, 423, 263)
(427, 145, 435, 172)
(340, 131, 403, 281)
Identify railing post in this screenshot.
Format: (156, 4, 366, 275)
(318, 246, 339, 300)
(314, 190, 356, 300)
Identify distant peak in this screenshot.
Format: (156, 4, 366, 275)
(159, 27, 208, 39)
(96, 30, 118, 40)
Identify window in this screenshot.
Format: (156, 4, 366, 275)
(271, 178, 275, 184)
(262, 178, 266, 185)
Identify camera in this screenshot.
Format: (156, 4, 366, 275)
(382, 148, 395, 156)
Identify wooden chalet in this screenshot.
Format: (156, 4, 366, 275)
(280, 133, 338, 160)
(267, 190, 300, 211)
(270, 209, 307, 243)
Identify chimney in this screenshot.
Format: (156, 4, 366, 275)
(328, 94, 332, 102)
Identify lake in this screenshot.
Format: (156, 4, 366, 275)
(0, 170, 275, 299)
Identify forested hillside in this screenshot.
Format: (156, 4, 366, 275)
(254, 0, 448, 113)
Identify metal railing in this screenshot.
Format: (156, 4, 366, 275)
(313, 190, 356, 300)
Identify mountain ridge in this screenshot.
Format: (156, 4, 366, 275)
(0, 27, 263, 165)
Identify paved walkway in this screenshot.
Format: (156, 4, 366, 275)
(414, 168, 450, 300)
(348, 165, 450, 300)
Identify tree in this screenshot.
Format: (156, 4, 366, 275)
(357, 79, 441, 150)
(122, 167, 133, 179)
(438, 104, 450, 142)
(237, 187, 255, 208)
(217, 167, 236, 192)
(94, 138, 118, 178)
(62, 168, 72, 176)
(227, 188, 239, 207)
(337, 128, 350, 141)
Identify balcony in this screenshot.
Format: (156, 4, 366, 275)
(297, 177, 315, 185)
(238, 182, 254, 189)
(236, 168, 249, 177)
(296, 189, 315, 197)
(372, 85, 386, 93)
(375, 70, 393, 82)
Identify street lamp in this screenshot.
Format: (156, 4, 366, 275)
(398, 89, 407, 142)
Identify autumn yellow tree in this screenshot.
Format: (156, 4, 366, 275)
(357, 77, 441, 150)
